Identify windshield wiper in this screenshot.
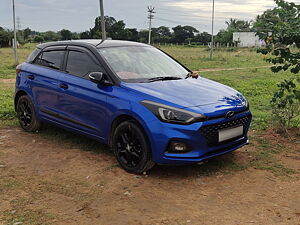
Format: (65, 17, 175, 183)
(147, 76, 183, 82)
(185, 72, 193, 79)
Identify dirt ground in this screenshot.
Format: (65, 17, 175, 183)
(0, 127, 299, 225)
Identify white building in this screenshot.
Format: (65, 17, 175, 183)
(233, 32, 265, 47)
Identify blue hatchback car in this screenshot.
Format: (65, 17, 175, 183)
(15, 40, 252, 173)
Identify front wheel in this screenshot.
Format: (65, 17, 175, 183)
(17, 95, 42, 132)
(112, 120, 155, 174)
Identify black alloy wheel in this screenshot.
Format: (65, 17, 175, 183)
(17, 95, 41, 132)
(112, 120, 155, 174)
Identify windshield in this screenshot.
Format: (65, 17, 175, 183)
(99, 46, 189, 82)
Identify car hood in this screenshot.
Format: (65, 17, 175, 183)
(122, 77, 245, 107)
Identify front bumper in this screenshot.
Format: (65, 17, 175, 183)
(147, 111, 252, 165)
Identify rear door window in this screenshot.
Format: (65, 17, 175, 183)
(66, 51, 103, 78)
(27, 48, 41, 63)
(34, 50, 64, 70)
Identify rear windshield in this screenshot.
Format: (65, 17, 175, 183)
(26, 48, 41, 63)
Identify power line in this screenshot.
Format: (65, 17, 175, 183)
(156, 10, 229, 20)
(147, 6, 155, 45)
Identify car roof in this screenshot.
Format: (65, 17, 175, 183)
(37, 39, 149, 50)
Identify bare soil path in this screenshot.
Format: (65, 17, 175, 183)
(194, 65, 272, 73)
(0, 127, 299, 225)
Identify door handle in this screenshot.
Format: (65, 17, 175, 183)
(27, 75, 34, 80)
(59, 83, 68, 90)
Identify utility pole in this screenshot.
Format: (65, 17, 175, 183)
(147, 6, 155, 45)
(12, 0, 18, 64)
(99, 0, 106, 41)
(210, 0, 215, 60)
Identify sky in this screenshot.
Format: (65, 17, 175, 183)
(1, 0, 299, 33)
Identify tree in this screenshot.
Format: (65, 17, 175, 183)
(193, 32, 211, 45)
(60, 29, 72, 40)
(225, 19, 252, 32)
(215, 19, 253, 45)
(41, 31, 60, 41)
(172, 25, 199, 44)
(255, 0, 299, 74)
(79, 31, 91, 39)
(214, 29, 233, 44)
(33, 35, 44, 43)
(126, 28, 139, 42)
(0, 29, 13, 47)
(23, 28, 32, 41)
(138, 30, 149, 43)
(256, 0, 300, 130)
(152, 26, 172, 43)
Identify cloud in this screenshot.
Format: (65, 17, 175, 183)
(0, 0, 299, 32)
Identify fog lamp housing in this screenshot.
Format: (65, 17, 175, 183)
(167, 141, 191, 153)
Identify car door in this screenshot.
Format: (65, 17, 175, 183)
(29, 46, 67, 122)
(55, 46, 110, 139)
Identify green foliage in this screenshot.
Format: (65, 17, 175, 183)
(215, 19, 253, 44)
(59, 29, 72, 40)
(255, 0, 300, 74)
(271, 77, 300, 130)
(0, 28, 13, 47)
(256, 0, 300, 130)
(171, 25, 199, 44)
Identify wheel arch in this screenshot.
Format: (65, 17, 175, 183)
(14, 90, 29, 111)
(108, 113, 153, 152)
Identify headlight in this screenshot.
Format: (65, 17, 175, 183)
(242, 98, 249, 109)
(141, 100, 206, 125)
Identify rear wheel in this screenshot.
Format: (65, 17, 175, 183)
(112, 120, 155, 174)
(17, 95, 41, 132)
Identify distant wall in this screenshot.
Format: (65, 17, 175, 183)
(233, 32, 265, 47)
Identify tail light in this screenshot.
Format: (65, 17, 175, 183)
(16, 64, 22, 75)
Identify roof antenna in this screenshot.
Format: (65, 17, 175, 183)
(98, 0, 106, 45)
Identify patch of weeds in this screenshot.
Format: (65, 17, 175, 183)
(3, 209, 54, 225)
(253, 161, 297, 177)
(250, 68, 258, 73)
(38, 178, 91, 201)
(197, 153, 248, 176)
(0, 177, 21, 193)
(0, 119, 18, 128)
(97, 163, 119, 174)
(249, 136, 298, 176)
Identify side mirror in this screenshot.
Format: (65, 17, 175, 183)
(88, 72, 113, 86)
(89, 72, 103, 83)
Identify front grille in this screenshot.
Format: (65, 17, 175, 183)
(200, 116, 250, 147)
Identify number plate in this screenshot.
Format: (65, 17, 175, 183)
(218, 126, 243, 142)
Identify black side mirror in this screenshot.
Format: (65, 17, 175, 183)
(89, 72, 103, 83)
(89, 72, 113, 86)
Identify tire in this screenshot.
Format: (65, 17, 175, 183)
(112, 120, 155, 174)
(17, 95, 42, 132)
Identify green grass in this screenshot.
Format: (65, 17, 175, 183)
(0, 82, 16, 123)
(159, 45, 269, 70)
(0, 44, 34, 79)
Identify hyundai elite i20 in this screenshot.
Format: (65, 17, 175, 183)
(15, 40, 252, 173)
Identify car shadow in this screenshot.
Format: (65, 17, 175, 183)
(39, 124, 244, 178)
(40, 124, 112, 155)
(148, 152, 244, 179)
